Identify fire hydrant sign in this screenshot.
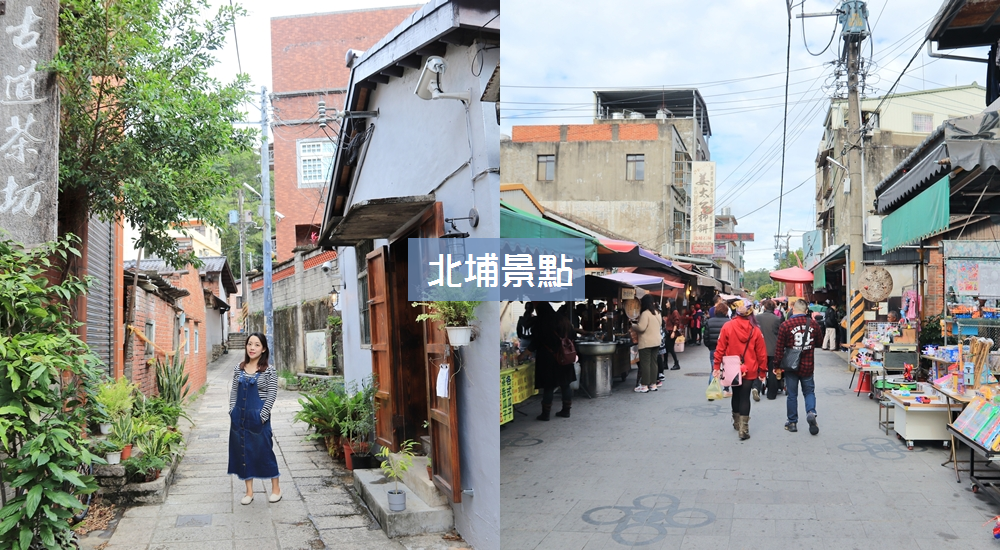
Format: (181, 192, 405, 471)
(0, 0, 58, 247)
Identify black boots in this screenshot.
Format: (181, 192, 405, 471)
(555, 401, 571, 418)
(537, 404, 551, 421)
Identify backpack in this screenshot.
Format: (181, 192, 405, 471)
(553, 336, 577, 366)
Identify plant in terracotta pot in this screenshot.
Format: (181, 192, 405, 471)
(110, 414, 136, 460)
(378, 439, 416, 512)
(412, 300, 482, 347)
(124, 453, 167, 483)
(95, 377, 137, 422)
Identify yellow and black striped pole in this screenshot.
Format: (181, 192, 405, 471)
(848, 290, 865, 370)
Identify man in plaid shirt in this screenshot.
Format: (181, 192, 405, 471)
(774, 300, 823, 435)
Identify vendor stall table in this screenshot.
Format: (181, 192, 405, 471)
(884, 392, 963, 450)
(932, 383, 976, 482)
(947, 425, 1000, 504)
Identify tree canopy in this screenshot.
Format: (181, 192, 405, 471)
(53, 0, 255, 268)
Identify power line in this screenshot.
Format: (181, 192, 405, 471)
(499, 64, 829, 91)
(228, 0, 242, 75)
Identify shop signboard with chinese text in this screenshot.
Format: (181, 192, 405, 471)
(690, 161, 716, 255)
(714, 233, 754, 242)
(0, 0, 58, 247)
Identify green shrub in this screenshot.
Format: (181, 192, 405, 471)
(95, 377, 137, 420)
(0, 233, 105, 549)
(123, 454, 167, 483)
(294, 389, 347, 440)
(155, 354, 189, 405)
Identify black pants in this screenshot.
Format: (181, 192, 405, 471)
(691, 328, 701, 344)
(542, 383, 572, 405)
(731, 379, 754, 416)
(664, 337, 679, 367)
(764, 356, 785, 399)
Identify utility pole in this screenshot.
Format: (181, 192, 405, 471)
(842, 1, 868, 293)
(260, 87, 275, 359)
(237, 187, 247, 331)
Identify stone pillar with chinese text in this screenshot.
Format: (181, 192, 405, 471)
(689, 161, 716, 256)
(0, 0, 58, 247)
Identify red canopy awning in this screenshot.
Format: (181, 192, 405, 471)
(769, 266, 814, 284)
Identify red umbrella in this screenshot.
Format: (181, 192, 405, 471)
(769, 266, 814, 283)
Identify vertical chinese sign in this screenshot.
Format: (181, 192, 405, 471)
(0, 0, 58, 247)
(689, 161, 716, 255)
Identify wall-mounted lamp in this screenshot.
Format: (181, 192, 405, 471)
(443, 208, 480, 239)
(330, 280, 346, 310)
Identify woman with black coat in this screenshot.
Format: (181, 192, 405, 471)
(530, 302, 576, 421)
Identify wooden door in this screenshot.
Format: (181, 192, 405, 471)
(418, 203, 462, 502)
(367, 246, 398, 450)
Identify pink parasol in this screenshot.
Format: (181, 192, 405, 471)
(768, 266, 814, 283)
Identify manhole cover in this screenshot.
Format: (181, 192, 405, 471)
(684, 372, 710, 377)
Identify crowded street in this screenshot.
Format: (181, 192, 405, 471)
(501, 344, 998, 549)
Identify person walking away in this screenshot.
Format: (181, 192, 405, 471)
(662, 301, 682, 370)
(704, 302, 730, 390)
(229, 332, 281, 505)
(530, 302, 576, 420)
(774, 299, 822, 434)
(690, 304, 704, 345)
(755, 299, 783, 400)
(712, 302, 767, 440)
(632, 295, 662, 393)
(822, 304, 839, 350)
(516, 302, 535, 360)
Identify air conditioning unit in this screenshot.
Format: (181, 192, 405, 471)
(823, 244, 840, 257)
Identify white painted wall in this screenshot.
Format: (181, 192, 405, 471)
(338, 41, 499, 550)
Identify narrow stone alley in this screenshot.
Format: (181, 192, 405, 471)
(84, 354, 467, 550)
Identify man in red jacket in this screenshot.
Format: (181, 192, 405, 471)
(712, 301, 767, 440)
(774, 299, 823, 435)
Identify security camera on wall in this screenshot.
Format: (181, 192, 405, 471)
(414, 56, 470, 103)
(321, 261, 333, 273)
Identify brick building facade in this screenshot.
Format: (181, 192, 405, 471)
(125, 260, 211, 398)
(269, 6, 420, 262)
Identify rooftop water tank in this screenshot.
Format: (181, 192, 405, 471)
(629, 112, 645, 119)
(611, 112, 625, 120)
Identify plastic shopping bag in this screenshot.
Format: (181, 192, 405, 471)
(706, 377, 724, 401)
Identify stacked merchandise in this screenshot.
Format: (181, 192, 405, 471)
(953, 393, 1000, 451)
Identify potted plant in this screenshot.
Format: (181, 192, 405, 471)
(111, 415, 136, 460)
(342, 376, 378, 470)
(104, 439, 123, 465)
(123, 453, 168, 483)
(95, 377, 137, 421)
(413, 300, 482, 347)
(377, 439, 416, 511)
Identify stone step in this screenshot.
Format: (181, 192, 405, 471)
(227, 333, 248, 350)
(353, 469, 453, 538)
(400, 456, 447, 508)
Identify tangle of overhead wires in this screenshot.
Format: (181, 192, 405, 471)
(800, 0, 838, 57)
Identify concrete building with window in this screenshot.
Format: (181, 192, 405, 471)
(269, 5, 421, 262)
(811, 84, 985, 293)
(500, 89, 711, 257)
(316, 1, 499, 546)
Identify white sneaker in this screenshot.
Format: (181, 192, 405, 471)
(752, 388, 760, 402)
(634, 385, 649, 393)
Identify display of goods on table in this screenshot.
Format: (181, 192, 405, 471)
(951, 388, 1000, 451)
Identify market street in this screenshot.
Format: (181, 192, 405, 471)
(501, 345, 999, 550)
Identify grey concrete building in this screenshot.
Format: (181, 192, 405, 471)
(501, 89, 711, 257)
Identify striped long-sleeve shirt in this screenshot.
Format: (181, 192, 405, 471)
(229, 364, 278, 422)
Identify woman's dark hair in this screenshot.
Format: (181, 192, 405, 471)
(640, 294, 657, 315)
(243, 332, 270, 373)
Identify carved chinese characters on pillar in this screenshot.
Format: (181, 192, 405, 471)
(0, 1, 58, 247)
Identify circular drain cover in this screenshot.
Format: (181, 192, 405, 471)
(684, 372, 710, 377)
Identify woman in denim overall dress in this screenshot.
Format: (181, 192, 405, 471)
(228, 333, 281, 505)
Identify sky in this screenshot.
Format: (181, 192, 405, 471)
(500, 0, 988, 271)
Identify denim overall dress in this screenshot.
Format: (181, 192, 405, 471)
(228, 370, 279, 480)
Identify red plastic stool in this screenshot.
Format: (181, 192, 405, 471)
(855, 371, 872, 396)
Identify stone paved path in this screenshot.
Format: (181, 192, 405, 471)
(501, 343, 1000, 550)
(97, 353, 466, 550)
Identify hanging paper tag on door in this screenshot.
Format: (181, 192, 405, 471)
(436, 364, 450, 398)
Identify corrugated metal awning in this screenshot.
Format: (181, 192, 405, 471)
(882, 176, 951, 254)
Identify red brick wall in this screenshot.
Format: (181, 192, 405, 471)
(129, 292, 180, 398)
(566, 125, 612, 142)
(270, 7, 418, 261)
(512, 125, 561, 142)
(619, 123, 658, 141)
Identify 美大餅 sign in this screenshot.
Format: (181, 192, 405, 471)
(0, 0, 59, 247)
(690, 161, 716, 255)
